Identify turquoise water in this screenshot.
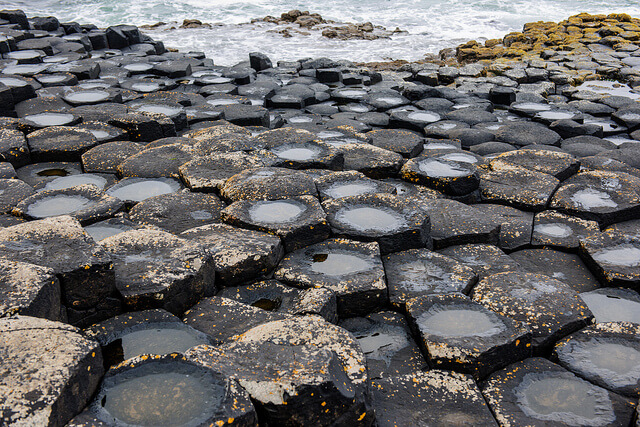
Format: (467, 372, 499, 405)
(6, 0, 640, 64)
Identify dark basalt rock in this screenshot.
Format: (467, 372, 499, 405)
(335, 143, 404, 179)
(495, 121, 562, 146)
(275, 238, 387, 317)
(579, 288, 640, 325)
(323, 193, 430, 254)
(179, 152, 266, 192)
(479, 163, 560, 211)
(186, 316, 373, 426)
(0, 316, 104, 426)
(383, 248, 476, 309)
(108, 111, 171, 142)
(0, 259, 61, 320)
(407, 293, 531, 379)
(553, 321, 640, 398)
(0, 215, 116, 325)
(315, 170, 396, 201)
(184, 296, 289, 342)
(100, 228, 215, 314)
(220, 167, 317, 202)
(84, 309, 213, 368)
(181, 223, 283, 287)
(26, 126, 98, 162)
(366, 129, 423, 158)
(535, 206, 601, 249)
(579, 229, 640, 289)
(510, 248, 600, 293)
(128, 191, 224, 234)
(13, 184, 123, 224)
(549, 170, 640, 226)
(117, 143, 194, 179)
(481, 357, 636, 427)
(71, 353, 257, 427)
(221, 195, 329, 252)
(419, 199, 500, 248)
(471, 203, 534, 251)
(372, 370, 498, 427)
(0, 178, 34, 213)
(439, 243, 521, 279)
(0, 128, 30, 167)
(76, 120, 128, 143)
(472, 271, 593, 350)
(489, 149, 580, 181)
(218, 279, 337, 322)
(339, 311, 426, 379)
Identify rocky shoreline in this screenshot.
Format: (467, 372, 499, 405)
(0, 8, 640, 426)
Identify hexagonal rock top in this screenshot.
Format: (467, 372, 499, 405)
(407, 293, 532, 380)
(186, 316, 373, 426)
(579, 229, 640, 289)
(472, 271, 594, 350)
(0, 215, 115, 326)
(99, 228, 215, 315)
(0, 259, 61, 321)
(481, 357, 636, 427)
(0, 315, 104, 426)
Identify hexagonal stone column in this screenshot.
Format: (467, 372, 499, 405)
(0, 316, 104, 426)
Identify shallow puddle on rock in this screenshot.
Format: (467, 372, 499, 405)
(514, 102, 552, 112)
(189, 210, 213, 220)
(26, 195, 92, 218)
(271, 145, 320, 161)
(375, 97, 403, 106)
(130, 82, 161, 92)
(24, 112, 75, 127)
(579, 293, 640, 324)
(418, 307, 505, 337)
(567, 340, 640, 382)
(88, 129, 111, 140)
(136, 104, 182, 116)
(356, 326, 409, 364)
(65, 90, 110, 103)
(339, 89, 367, 97)
(336, 206, 406, 233)
(439, 152, 478, 164)
(207, 99, 240, 106)
(124, 63, 153, 72)
(36, 74, 67, 84)
(37, 168, 69, 177)
(41, 174, 108, 191)
(310, 252, 372, 276)
(108, 180, 179, 202)
(570, 188, 617, 209)
(419, 158, 470, 177)
(592, 244, 640, 267)
(0, 76, 27, 87)
(395, 260, 455, 292)
(345, 104, 369, 112)
(534, 223, 573, 238)
(578, 80, 640, 100)
(100, 370, 220, 426)
(325, 181, 378, 199)
(515, 372, 615, 424)
(249, 200, 304, 223)
(85, 224, 133, 241)
(407, 111, 440, 122)
(423, 143, 457, 151)
(120, 326, 209, 359)
(287, 116, 314, 123)
(536, 110, 576, 120)
(317, 131, 344, 139)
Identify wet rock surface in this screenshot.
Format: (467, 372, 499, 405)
(1, 9, 640, 426)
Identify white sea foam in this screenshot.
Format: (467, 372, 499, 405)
(8, 0, 640, 65)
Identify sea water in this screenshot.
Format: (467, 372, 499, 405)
(8, 0, 640, 66)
